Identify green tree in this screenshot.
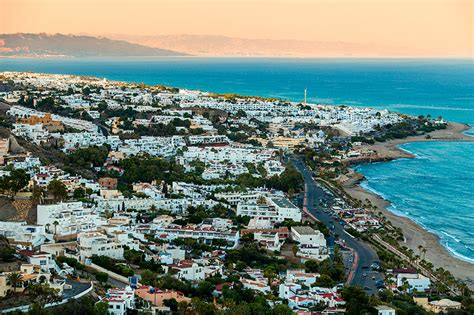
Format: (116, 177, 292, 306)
(0, 236, 15, 262)
(95, 272, 109, 283)
(140, 269, 157, 285)
(196, 280, 214, 298)
(47, 179, 68, 201)
(73, 187, 86, 199)
(7, 272, 22, 292)
(0, 169, 30, 198)
(27, 283, 61, 307)
(93, 301, 109, 315)
(164, 298, 178, 312)
(314, 274, 334, 288)
(273, 304, 294, 315)
(304, 260, 319, 273)
(341, 286, 372, 315)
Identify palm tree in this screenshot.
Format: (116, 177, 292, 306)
(422, 248, 427, 261)
(52, 221, 59, 235)
(7, 272, 22, 293)
(401, 278, 410, 295)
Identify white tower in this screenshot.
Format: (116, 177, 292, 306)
(304, 88, 307, 106)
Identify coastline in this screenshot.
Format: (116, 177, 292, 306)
(340, 122, 474, 284)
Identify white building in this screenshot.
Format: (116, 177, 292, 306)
(237, 196, 301, 223)
(78, 231, 124, 260)
(0, 221, 49, 247)
(395, 271, 431, 293)
(104, 287, 135, 315)
(291, 226, 328, 261)
(168, 261, 205, 281)
(154, 223, 239, 249)
(240, 278, 271, 293)
(375, 305, 396, 315)
(37, 202, 106, 238)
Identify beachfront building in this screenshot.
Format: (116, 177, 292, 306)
(393, 268, 431, 293)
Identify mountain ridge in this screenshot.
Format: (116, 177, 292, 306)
(0, 33, 187, 57)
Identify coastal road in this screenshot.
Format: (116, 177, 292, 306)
(291, 157, 384, 294)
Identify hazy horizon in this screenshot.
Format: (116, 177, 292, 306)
(1, 0, 473, 57)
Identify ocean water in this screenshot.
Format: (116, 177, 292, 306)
(356, 142, 474, 263)
(1, 57, 473, 262)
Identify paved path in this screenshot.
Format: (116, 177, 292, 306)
(291, 157, 384, 294)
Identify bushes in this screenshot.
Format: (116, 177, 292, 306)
(91, 255, 134, 277)
(266, 163, 304, 193)
(66, 146, 109, 168)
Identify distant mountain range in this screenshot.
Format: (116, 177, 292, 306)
(0, 33, 186, 57)
(104, 34, 415, 57)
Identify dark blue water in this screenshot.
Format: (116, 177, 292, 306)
(1, 57, 473, 261)
(1, 57, 473, 124)
(357, 142, 474, 263)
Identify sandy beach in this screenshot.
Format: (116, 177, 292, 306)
(340, 122, 474, 284)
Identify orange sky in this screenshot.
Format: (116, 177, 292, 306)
(1, 0, 473, 57)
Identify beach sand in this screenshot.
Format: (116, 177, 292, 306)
(340, 122, 474, 284)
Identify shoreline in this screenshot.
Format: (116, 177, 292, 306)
(340, 122, 474, 284)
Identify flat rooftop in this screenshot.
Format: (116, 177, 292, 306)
(270, 197, 297, 209)
(292, 226, 317, 235)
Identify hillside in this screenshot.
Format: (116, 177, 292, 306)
(0, 33, 187, 57)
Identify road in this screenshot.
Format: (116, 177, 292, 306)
(291, 158, 384, 294)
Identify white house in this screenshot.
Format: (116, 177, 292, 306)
(240, 278, 271, 293)
(104, 286, 135, 315)
(395, 270, 431, 293)
(169, 261, 204, 281)
(375, 305, 396, 315)
(291, 226, 329, 261)
(0, 221, 49, 247)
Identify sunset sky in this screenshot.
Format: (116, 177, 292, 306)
(1, 0, 473, 57)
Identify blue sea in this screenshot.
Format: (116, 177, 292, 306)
(1, 57, 473, 262)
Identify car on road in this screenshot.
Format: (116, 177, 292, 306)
(371, 262, 381, 271)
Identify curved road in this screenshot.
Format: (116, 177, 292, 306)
(291, 158, 383, 293)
